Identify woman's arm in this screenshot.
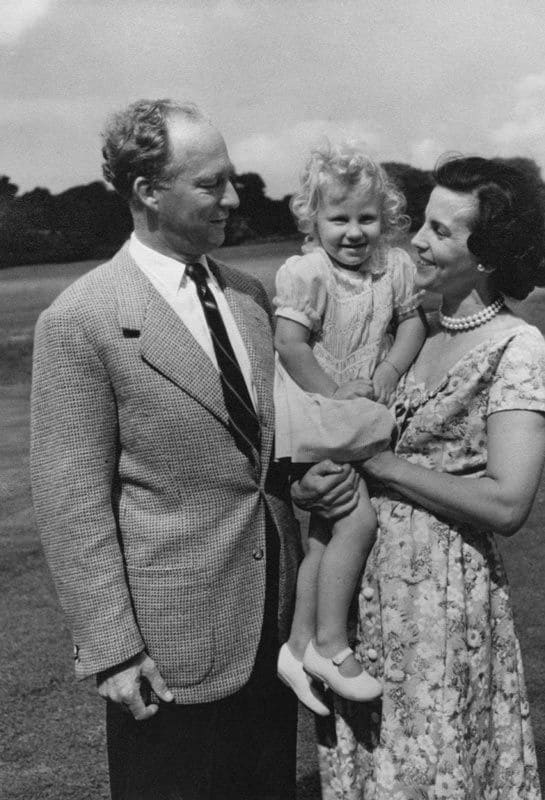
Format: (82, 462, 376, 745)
(363, 409, 545, 536)
(275, 316, 338, 395)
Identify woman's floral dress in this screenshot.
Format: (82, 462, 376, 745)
(317, 322, 545, 800)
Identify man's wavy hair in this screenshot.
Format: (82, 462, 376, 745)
(101, 99, 205, 202)
(434, 155, 545, 300)
(290, 140, 409, 240)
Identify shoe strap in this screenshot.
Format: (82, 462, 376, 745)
(331, 647, 354, 666)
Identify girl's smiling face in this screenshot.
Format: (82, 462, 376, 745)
(315, 180, 382, 271)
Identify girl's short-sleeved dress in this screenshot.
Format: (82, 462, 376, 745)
(317, 320, 545, 800)
(273, 244, 419, 462)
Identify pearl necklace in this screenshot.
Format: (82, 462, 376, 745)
(439, 297, 505, 331)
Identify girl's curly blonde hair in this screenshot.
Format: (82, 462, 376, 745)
(290, 139, 409, 239)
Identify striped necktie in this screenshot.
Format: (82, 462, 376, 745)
(186, 262, 260, 461)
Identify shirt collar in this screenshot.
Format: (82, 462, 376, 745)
(129, 232, 210, 293)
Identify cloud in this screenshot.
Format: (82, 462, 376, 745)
(489, 72, 545, 169)
(230, 119, 381, 198)
(408, 138, 448, 171)
(0, 0, 54, 44)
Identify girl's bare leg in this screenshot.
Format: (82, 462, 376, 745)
(285, 515, 329, 660)
(314, 477, 376, 677)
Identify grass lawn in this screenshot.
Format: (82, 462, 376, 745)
(2, 240, 545, 799)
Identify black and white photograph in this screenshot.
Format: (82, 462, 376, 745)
(2, 2, 545, 798)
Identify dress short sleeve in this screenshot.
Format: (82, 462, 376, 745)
(273, 250, 330, 331)
(388, 247, 421, 321)
(487, 325, 545, 415)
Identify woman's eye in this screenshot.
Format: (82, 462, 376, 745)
(432, 224, 448, 239)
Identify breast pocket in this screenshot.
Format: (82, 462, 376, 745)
(128, 568, 214, 686)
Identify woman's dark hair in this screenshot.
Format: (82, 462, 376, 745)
(434, 155, 545, 300)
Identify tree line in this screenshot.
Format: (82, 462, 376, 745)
(0, 158, 542, 268)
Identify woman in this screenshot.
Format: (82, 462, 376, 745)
(293, 156, 545, 799)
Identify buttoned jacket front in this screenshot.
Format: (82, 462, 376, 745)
(31, 245, 300, 704)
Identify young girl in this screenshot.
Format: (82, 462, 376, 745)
(275, 141, 426, 715)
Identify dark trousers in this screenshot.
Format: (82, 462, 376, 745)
(107, 513, 297, 800)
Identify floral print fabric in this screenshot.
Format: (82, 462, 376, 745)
(317, 322, 545, 800)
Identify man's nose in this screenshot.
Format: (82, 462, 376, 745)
(221, 181, 240, 210)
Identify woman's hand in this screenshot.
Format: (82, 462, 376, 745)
(291, 460, 359, 520)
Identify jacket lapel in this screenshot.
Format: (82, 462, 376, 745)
(112, 247, 275, 457)
(114, 247, 228, 426)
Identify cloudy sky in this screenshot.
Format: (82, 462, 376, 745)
(2, 0, 545, 198)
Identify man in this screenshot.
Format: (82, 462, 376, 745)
(30, 99, 266, 799)
(31, 98, 356, 799)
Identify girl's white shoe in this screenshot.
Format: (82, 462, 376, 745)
(277, 643, 330, 716)
(303, 640, 382, 702)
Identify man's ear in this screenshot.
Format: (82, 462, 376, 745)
(133, 177, 160, 211)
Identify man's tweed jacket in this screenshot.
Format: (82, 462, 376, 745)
(30, 245, 301, 704)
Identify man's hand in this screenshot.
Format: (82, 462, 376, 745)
(291, 461, 359, 521)
(97, 651, 174, 721)
(333, 379, 374, 400)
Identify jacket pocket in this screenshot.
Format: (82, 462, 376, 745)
(127, 567, 213, 687)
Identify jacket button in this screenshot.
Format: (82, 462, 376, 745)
(252, 547, 264, 561)
(362, 586, 374, 600)
(367, 648, 378, 661)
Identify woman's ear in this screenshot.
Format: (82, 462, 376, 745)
(132, 176, 160, 211)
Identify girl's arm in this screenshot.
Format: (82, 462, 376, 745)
(373, 314, 427, 404)
(275, 316, 374, 399)
(362, 409, 545, 536)
(381, 314, 427, 378)
(275, 316, 337, 395)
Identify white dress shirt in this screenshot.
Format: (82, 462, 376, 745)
(129, 233, 258, 410)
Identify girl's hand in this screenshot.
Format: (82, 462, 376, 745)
(372, 361, 400, 405)
(333, 379, 374, 400)
(291, 461, 359, 520)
